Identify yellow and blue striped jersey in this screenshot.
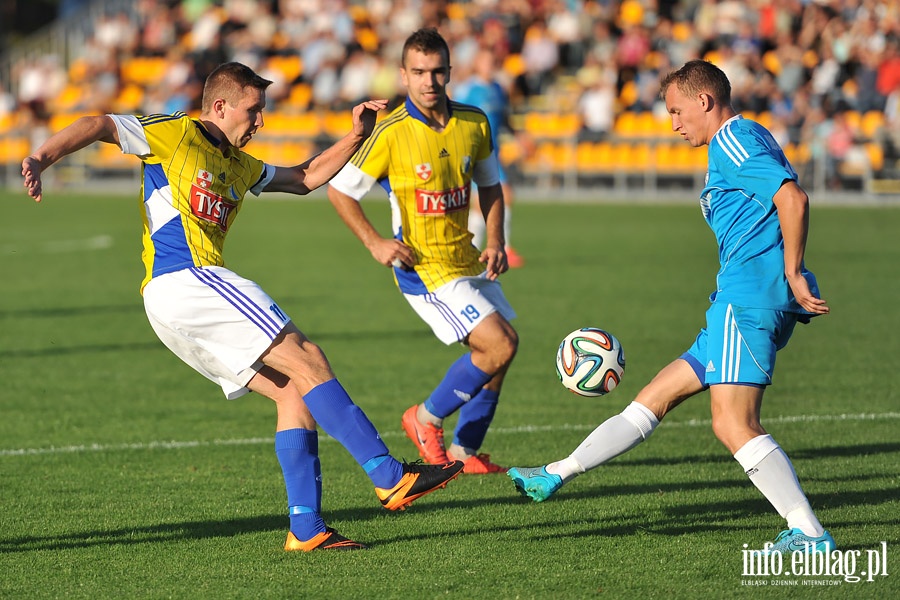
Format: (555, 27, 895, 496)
(110, 112, 270, 292)
(330, 98, 499, 293)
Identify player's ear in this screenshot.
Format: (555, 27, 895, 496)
(213, 98, 227, 118)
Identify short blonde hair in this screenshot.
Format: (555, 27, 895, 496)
(201, 62, 272, 113)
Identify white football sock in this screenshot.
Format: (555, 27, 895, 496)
(547, 402, 659, 482)
(733, 434, 824, 537)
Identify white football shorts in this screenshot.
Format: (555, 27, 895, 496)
(142, 266, 291, 399)
(404, 273, 516, 345)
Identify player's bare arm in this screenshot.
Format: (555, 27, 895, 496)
(773, 180, 829, 315)
(22, 115, 120, 202)
(476, 183, 508, 279)
(327, 186, 417, 268)
(265, 100, 387, 195)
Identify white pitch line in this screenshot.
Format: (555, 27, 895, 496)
(2, 412, 898, 458)
(0, 235, 114, 256)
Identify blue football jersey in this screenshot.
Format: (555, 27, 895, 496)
(454, 77, 507, 149)
(701, 115, 818, 312)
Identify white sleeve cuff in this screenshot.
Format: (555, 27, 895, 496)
(472, 151, 501, 187)
(329, 162, 376, 200)
(108, 114, 151, 157)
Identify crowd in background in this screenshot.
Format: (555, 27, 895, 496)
(4, 0, 900, 187)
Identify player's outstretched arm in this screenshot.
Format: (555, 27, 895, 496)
(773, 180, 829, 315)
(22, 115, 120, 202)
(265, 99, 388, 195)
(477, 183, 508, 279)
(327, 185, 417, 269)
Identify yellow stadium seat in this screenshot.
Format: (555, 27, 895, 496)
(120, 56, 168, 86)
(266, 55, 303, 83)
(861, 111, 886, 140)
(499, 139, 523, 165)
(265, 112, 321, 138)
(762, 50, 781, 75)
(51, 84, 85, 112)
(286, 83, 312, 109)
(593, 141, 616, 171)
(655, 143, 679, 173)
(613, 112, 637, 137)
(503, 54, 526, 78)
(523, 113, 580, 140)
(653, 114, 672, 137)
(323, 111, 352, 138)
(617, 142, 652, 172)
(551, 142, 577, 173)
(0, 135, 31, 164)
(0, 112, 14, 134)
(867, 142, 884, 171)
(755, 111, 773, 131)
(843, 110, 861, 130)
(634, 112, 657, 138)
(49, 112, 90, 133)
(114, 83, 145, 112)
(618, 81, 638, 108)
(575, 141, 596, 172)
(96, 142, 137, 169)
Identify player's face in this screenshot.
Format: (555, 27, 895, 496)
(401, 48, 451, 113)
(665, 85, 709, 147)
(222, 87, 266, 148)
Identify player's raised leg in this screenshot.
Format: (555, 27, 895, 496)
(509, 359, 700, 501)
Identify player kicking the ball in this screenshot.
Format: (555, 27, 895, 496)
(327, 29, 518, 475)
(21, 61, 463, 552)
(508, 60, 835, 554)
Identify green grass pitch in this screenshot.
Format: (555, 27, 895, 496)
(1, 189, 898, 599)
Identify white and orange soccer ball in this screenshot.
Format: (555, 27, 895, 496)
(556, 327, 625, 397)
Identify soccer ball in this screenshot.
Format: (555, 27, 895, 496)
(556, 327, 625, 397)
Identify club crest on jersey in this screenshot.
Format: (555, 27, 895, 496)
(416, 183, 471, 215)
(191, 184, 236, 231)
(415, 163, 433, 181)
(196, 169, 214, 189)
(462, 155, 471, 174)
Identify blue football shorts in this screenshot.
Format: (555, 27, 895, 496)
(681, 302, 800, 387)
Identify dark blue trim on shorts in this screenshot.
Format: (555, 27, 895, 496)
(679, 352, 710, 389)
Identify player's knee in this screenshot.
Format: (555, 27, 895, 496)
(711, 417, 763, 454)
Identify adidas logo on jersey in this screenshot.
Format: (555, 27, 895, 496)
(439, 148, 450, 158)
(706, 361, 716, 372)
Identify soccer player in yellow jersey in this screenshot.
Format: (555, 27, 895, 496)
(328, 29, 519, 474)
(21, 62, 464, 552)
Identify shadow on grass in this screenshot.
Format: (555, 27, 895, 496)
(4, 484, 897, 553)
(605, 441, 900, 469)
(3, 442, 896, 553)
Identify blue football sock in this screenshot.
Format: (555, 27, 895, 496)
(453, 388, 499, 450)
(303, 379, 403, 489)
(275, 428, 327, 540)
(424, 353, 492, 419)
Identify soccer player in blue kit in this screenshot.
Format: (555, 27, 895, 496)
(21, 62, 464, 552)
(454, 48, 525, 267)
(508, 60, 835, 554)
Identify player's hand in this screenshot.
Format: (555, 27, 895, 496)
(22, 156, 44, 202)
(371, 238, 417, 270)
(351, 99, 389, 140)
(787, 272, 829, 315)
(479, 244, 508, 280)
